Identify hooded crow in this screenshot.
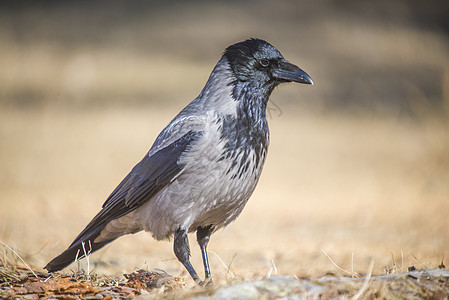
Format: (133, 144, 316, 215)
(45, 38, 313, 285)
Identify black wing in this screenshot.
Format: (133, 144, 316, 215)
(45, 130, 202, 272)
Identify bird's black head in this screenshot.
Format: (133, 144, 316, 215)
(224, 38, 313, 91)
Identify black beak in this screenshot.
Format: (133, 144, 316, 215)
(272, 60, 314, 85)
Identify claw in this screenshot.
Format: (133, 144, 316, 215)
(200, 277, 214, 288)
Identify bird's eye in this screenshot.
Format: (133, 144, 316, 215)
(259, 58, 270, 68)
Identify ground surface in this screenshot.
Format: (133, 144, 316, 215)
(2, 266, 449, 299)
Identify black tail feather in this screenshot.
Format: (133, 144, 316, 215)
(44, 228, 116, 272)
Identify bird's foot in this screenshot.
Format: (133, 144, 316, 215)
(199, 277, 214, 288)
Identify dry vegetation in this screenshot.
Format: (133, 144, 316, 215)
(1, 1, 448, 298)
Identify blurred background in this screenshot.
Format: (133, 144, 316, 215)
(0, 0, 448, 284)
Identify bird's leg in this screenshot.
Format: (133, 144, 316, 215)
(174, 228, 201, 284)
(197, 225, 214, 286)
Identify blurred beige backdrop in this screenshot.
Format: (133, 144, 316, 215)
(0, 0, 448, 284)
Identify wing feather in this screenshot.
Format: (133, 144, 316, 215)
(67, 130, 202, 249)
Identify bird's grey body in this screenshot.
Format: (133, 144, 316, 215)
(96, 57, 267, 242)
(45, 39, 313, 285)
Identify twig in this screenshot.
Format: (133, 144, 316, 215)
(401, 250, 404, 271)
(74, 248, 81, 277)
(209, 251, 236, 280)
(266, 259, 278, 278)
(439, 256, 445, 269)
(226, 253, 237, 280)
(390, 252, 397, 273)
(411, 252, 430, 269)
(271, 259, 277, 276)
(321, 249, 359, 278)
(81, 242, 89, 276)
(75, 249, 81, 262)
(352, 259, 374, 300)
(81, 241, 93, 277)
(351, 252, 354, 278)
(0, 240, 38, 278)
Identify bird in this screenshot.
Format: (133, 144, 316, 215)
(44, 38, 313, 285)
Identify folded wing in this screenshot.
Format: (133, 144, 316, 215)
(45, 130, 202, 272)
